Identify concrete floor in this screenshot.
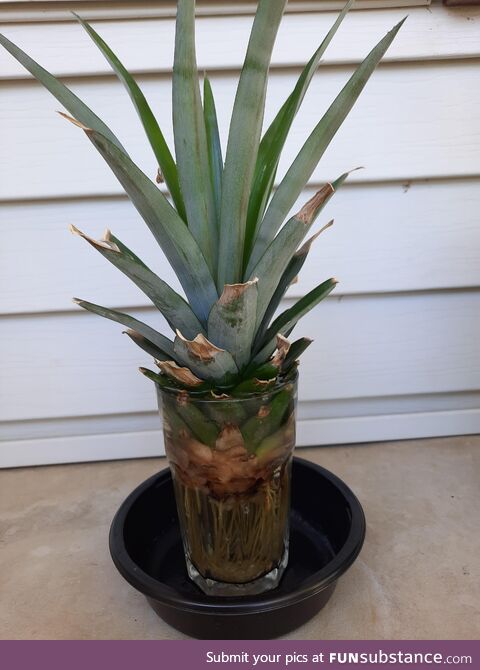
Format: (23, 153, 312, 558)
(0, 436, 479, 640)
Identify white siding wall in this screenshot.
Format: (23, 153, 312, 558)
(1, 2, 480, 467)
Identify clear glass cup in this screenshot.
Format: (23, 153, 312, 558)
(157, 376, 297, 596)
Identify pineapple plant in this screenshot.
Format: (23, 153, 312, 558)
(0, 0, 403, 595)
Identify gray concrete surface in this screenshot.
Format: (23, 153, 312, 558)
(0, 436, 479, 639)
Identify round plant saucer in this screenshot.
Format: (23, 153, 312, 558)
(109, 456, 366, 639)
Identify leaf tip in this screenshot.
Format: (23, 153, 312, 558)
(296, 183, 335, 224)
(123, 329, 140, 341)
(70, 224, 120, 252)
(57, 111, 91, 132)
(320, 218, 334, 234)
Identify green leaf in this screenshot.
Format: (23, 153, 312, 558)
(125, 330, 172, 361)
(252, 228, 323, 351)
(240, 388, 292, 453)
(104, 231, 149, 270)
(73, 14, 186, 221)
(173, 0, 217, 273)
(73, 298, 176, 359)
(139, 367, 172, 386)
(204, 399, 247, 426)
(282, 337, 313, 372)
(255, 18, 406, 270)
(247, 334, 290, 380)
(173, 398, 219, 447)
(231, 377, 276, 396)
(173, 332, 238, 385)
(207, 280, 258, 371)
(77, 126, 218, 324)
(245, 167, 352, 284)
(70, 226, 204, 339)
(251, 170, 351, 349)
(0, 32, 125, 153)
(247, 169, 352, 277)
(217, 0, 288, 290)
(203, 76, 223, 220)
(156, 360, 205, 389)
(243, 0, 354, 268)
(248, 182, 336, 331)
(254, 277, 337, 364)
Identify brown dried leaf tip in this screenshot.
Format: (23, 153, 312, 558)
(296, 220, 334, 259)
(296, 182, 334, 225)
(218, 278, 258, 307)
(57, 111, 92, 132)
(156, 360, 204, 387)
(176, 331, 225, 363)
(69, 224, 120, 252)
(272, 334, 291, 367)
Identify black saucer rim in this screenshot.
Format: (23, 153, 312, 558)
(109, 456, 366, 614)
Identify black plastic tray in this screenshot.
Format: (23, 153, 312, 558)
(109, 456, 366, 639)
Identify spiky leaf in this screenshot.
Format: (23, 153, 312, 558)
(139, 367, 172, 386)
(254, 18, 406, 271)
(244, 0, 354, 265)
(125, 330, 173, 361)
(240, 388, 292, 452)
(247, 165, 353, 280)
(282, 337, 313, 373)
(232, 377, 276, 397)
(0, 32, 125, 152)
(246, 335, 291, 381)
(174, 394, 219, 446)
(254, 277, 338, 364)
(74, 124, 218, 324)
(203, 76, 223, 219)
(73, 299, 176, 359)
(217, 0, 288, 289)
(173, 0, 217, 271)
(74, 13, 186, 220)
(104, 231, 149, 269)
(156, 360, 205, 388)
(70, 226, 204, 339)
(252, 229, 326, 351)
(207, 280, 258, 370)
(174, 332, 238, 385)
(248, 183, 335, 330)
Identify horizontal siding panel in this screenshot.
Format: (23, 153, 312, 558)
(1, 6, 476, 80)
(2, 179, 480, 315)
(1, 291, 480, 423)
(0, 1, 433, 25)
(4, 392, 480, 441)
(1, 61, 478, 201)
(1, 3, 478, 466)
(3, 408, 480, 468)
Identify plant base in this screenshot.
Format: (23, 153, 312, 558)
(109, 458, 366, 639)
(186, 545, 289, 597)
(171, 460, 292, 595)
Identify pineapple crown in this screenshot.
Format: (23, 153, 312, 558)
(0, 1, 404, 396)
